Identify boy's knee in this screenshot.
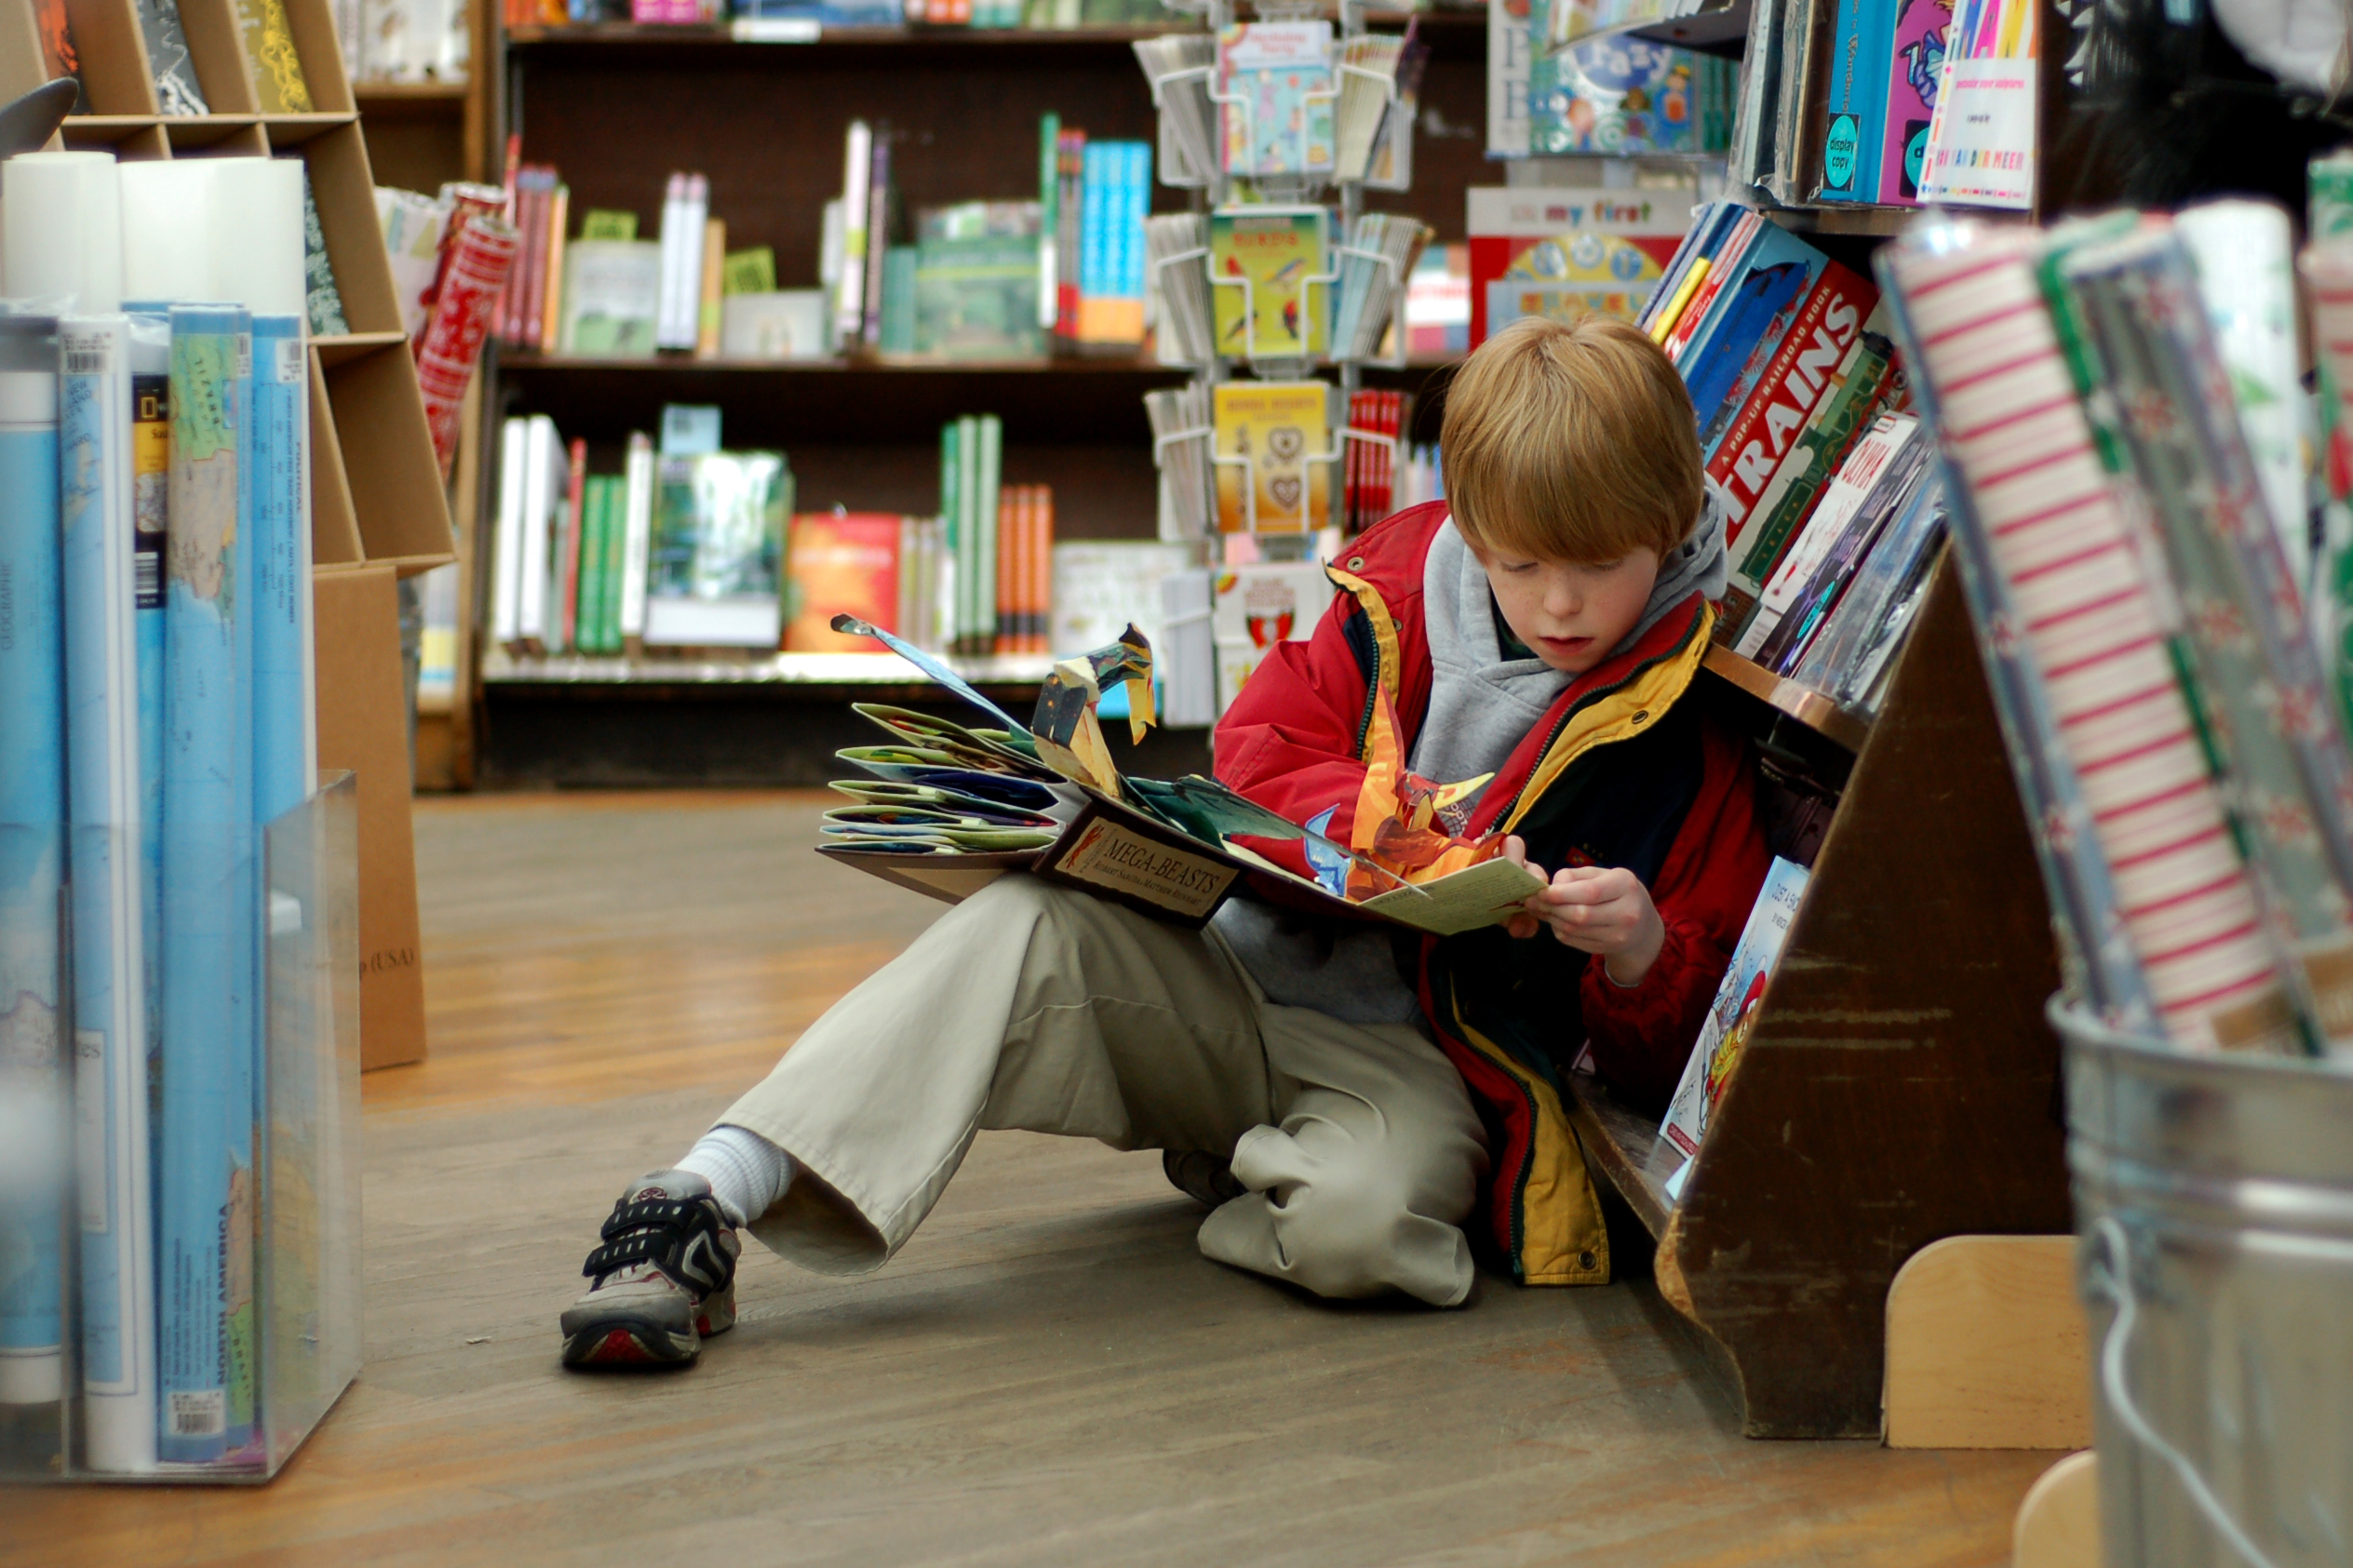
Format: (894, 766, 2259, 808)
(1228, 1127, 1473, 1305)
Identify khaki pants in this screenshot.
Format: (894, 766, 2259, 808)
(719, 875, 1489, 1307)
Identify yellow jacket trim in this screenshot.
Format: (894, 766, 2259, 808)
(1499, 604, 1715, 838)
(1449, 986, 1611, 1285)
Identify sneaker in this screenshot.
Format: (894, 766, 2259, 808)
(559, 1170, 742, 1368)
(1163, 1148, 1247, 1209)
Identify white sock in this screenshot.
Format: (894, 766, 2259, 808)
(677, 1125, 795, 1228)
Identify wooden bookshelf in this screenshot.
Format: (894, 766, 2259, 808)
(1700, 643, 1871, 753)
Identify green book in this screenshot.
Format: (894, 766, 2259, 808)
(1724, 331, 1894, 637)
(881, 247, 920, 355)
(975, 413, 1002, 647)
(592, 477, 623, 654)
(957, 414, 982, 649)
(1038, 113, 1060, 333)
(913, 235, 1043, 361)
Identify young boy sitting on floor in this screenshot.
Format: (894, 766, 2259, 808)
(558, 315, 1774, 1366)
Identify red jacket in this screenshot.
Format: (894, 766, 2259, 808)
(1215, 503, 1773, 1285)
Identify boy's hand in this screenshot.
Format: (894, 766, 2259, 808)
(1499, 838, 1666, 986)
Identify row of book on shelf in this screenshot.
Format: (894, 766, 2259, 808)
(34, 0, 316, 114)
(502, 0, 1168, 27)
(1486, 0, 1737, 158)
(0, 150, 330, 1472)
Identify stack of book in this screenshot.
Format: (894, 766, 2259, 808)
(1634, 204, 1940, 717)
(1725, 0, 2036, 213)
(491, 414, 794, 652)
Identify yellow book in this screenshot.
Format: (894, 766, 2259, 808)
(234, 0, 312, 112)
(1213, 381, 1331, 534)
(697, 218, 726, 358)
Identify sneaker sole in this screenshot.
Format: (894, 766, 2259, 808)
(560, 1318, 700, 1369)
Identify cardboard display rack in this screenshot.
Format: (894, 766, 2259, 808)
(4, 0, 453, 1067)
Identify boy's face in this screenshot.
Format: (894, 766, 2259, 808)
(1474, 543, 1661, 675)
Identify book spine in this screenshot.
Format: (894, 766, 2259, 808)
(994, 484, 1015, 654)
(976, 414, 1001, 647)
(539, 184, 570, 353)
(861, 142, 890, 349)
(247, 316, 312, 827)
(1056, 130, 1083, 341)
(0, 317, 66, 1419)
(620, 432, 653, 650)
(1734, 416, 1908, 658)
(1037, 114, 1060, 333)
(559, 437, 588, 652)
(1079, 142, 1105, 335)
(518, 416, 554, 649)
(125, 325, 168, 1391)
(697, 216, 726, 359)
(494, 417, 528, 644)
(836, 123, 873, 348)
(156, 305, 259, 1463)
(1817, 0, 1895, 203)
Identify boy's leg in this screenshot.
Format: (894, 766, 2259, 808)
(694, 873, 1273, 1270)
(1196, 1004, 1489, 1308)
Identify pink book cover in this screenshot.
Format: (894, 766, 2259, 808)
(1876, 0, 1954, 204)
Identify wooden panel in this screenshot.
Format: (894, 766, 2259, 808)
(0, 0, 47, 101)
(1658, 551, 2072, 1438)
(1884, 1235, 2092, 1450)
(2014, 1452, 2101, 1568)
(172, 0, 262, 114)
(309, 346, 365, 566)
(58, 117, 168, 155)
(60, 0, 156, 113)
(324, 341, 457, 570)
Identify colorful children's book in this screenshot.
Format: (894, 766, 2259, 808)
(1465, 185, 1694, 348)
(1217, 20, 1337, 178)
(1660, 856, 1811, 1196)
(643, 450, 793, 648)
(787, 513, 902, 652)
(1527, 32, 1733, 155)
(1876, 0, 1952, 203)
(1815, 0, 1893, 203)
(1676, 223, 1834, 442)
(234, 0, 315, 111)
(1212, 380, 1332, 535)
(1208, 207, 1328, 361)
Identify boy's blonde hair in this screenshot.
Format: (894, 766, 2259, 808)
(1440, 314, 1702, 564)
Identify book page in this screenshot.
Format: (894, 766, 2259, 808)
(1358, 857, 1545, 935)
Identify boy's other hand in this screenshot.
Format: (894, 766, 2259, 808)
(1507, 853, 1667, 986)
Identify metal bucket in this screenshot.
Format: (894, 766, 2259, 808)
(2054, 998, 2353, 1568)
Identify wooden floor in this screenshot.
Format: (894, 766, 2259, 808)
(7, 792, 2052, 1566)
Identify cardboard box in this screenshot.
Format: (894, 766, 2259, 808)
(315, 562, 427, 1070)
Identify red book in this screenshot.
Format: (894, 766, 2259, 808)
(787, 513, 902, 651)
(559, 438, 587, 652)
(1703, 263, 1879, 544)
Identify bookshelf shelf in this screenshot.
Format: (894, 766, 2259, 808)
(1699, 644, 1870, 753)
(481, 649, 1057, 685)
(498, 351, 1192, 375)
(504, 9, 1477, 49)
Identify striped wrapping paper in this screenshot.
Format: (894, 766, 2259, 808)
(1882, 221, 2302, 1053)
(415, 215, 518, 479)
(2055, 226, 2353, 1053)
(2299, 244, 2353, 760)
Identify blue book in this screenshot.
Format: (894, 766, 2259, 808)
(1081, 143, 1109, 302)
(125, 308, 170, 1280)
(249, 315, 312, 827)
(1817, 0, 1898, 203)
(156, 304, 259, 1466)
(0, 315, 66, 1416)
(1123, 141, 1151, 302)
(61, 314, 160, 1472)
(1677, 221, 1828, 425)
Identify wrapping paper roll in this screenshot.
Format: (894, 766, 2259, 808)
(415, 215, 518, 478)
(1883, 222, 2300, 1054)
(2173, 202, 2309, 591)
(207, 158, 306, 319)
(2054, 225, 2353, 1055)
(2, 150, 123, 313)
(425, 181, 506, 328)
(118, 162, 220, 302)
(376, 186, 450, 340)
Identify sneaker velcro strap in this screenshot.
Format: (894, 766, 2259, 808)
(582, 1230, 674, 1280)
(600, 1196, 706, 1242)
